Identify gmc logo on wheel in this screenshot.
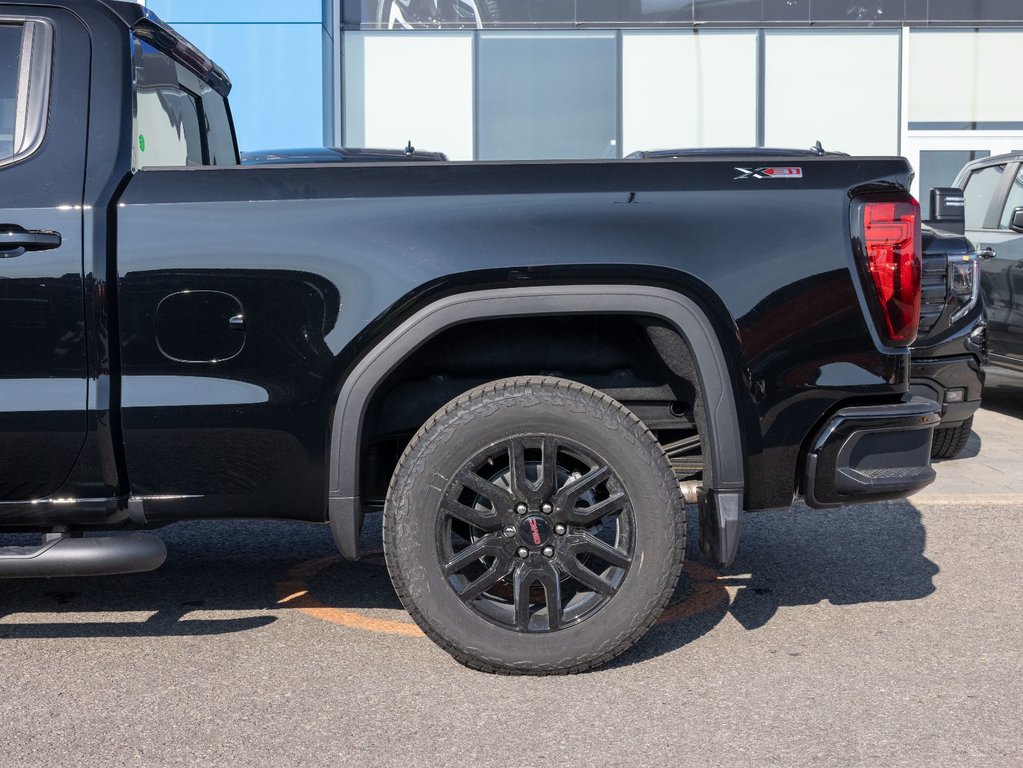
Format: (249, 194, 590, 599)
(734, 166, 804, 180)
(529, 518, 542, 545)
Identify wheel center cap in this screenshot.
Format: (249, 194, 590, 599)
(519, 515, 553, 547)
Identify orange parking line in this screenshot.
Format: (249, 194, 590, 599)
(655, 561, 730, 624)
(276, 556, 728, 636)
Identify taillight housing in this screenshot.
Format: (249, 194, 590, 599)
(860, 199, 922, 346)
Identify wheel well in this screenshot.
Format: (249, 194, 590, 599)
(328, 284, 745, 562)
(360, 314, 705, 506)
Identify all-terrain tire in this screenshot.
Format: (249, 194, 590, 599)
(930, 416, 973, 460)
(382, 377, 686, 675)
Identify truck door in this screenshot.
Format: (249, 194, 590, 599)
(0, 11, 90, 500)
(992, 163, 1023, 360)
(962, 161, 1019, 361)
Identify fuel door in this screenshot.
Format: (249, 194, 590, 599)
(155, 290, 245, 363)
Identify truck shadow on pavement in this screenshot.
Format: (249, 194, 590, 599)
(613, 500, 938, 668)
(979, 369, 1023, 420)
(0, 502, 938, 665)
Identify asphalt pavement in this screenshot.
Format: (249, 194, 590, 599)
(1, 375, 1021, 767)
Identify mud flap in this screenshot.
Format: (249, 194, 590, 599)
(698, 489, 742, 567)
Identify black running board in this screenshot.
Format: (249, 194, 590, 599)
(0, 533, 166, 578)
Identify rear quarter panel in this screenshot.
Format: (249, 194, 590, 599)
(115, 157, 911, 518)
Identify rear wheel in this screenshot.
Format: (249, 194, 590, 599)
(383, 377, 686, 674)
(930, 416, 973, 459)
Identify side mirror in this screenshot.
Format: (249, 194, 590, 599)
(927, 187, 965, 235)
(1010, 207, 1023, 234)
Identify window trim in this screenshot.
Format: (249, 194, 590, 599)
(997, 162, 1023, 231)
(0, 16, 53, 170)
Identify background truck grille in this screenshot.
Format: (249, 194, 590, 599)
(918, 249, 948, 336)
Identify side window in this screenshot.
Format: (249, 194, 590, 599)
(962, 164, 1006, 230)
(0, 25, 21, 161)
(202, 90, 239, 166)
(133, 39, 204, 168)
(998, 167, 1023, 230)
(0, 20, 52, 165)
(132, 38, 238, 169)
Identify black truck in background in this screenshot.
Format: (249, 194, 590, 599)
(955, 153, 1023, 372)
(913, 190, 985, 459)
(0, 1, 941, 674)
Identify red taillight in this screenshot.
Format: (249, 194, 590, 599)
(862, 200, 922, 346)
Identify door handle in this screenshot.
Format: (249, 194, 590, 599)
(228, 314, 245, 331)
(0, 226, 62, 258)
(978, 247, 997, 260)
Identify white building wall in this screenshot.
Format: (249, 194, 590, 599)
(764, 30, 901, 156)
(622, 31, 758, 155)
(343, 32, 475, 160)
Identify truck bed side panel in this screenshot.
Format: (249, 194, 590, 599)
(115, 158, 911, 518)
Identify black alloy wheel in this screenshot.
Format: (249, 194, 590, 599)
(438, 434, 635, 633)
(384, 377, 686, 674)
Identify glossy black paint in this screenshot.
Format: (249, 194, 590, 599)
(803, 397, 940, 509)
(910, 355, 984, 425)
(909, 226, 986, 428)
(0, 0, 920, 533)
(0, 0, 212, 525)
(115, 157, 912, 519)
(0, 7, 91, 505)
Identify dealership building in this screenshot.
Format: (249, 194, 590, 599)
(142, 1, 1023, 203)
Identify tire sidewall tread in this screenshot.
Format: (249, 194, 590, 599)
(382, 376, 686, 675)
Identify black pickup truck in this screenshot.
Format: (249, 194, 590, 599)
(955, 153, 1023, 372)
(0, 0, 941, 674)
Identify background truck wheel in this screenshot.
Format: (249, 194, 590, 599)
(930, 416, 974, 460)
(383, 377, 686, 675)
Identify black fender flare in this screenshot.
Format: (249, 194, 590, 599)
(327, 285, 746, 561)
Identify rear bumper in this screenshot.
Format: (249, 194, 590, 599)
(803, 397, 940, 509)
(910, 354, 985, 427)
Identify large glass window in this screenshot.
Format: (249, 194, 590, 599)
(0, 25, 22, 161)
(622, 31, 757, 154)
(909, 30, 1023, 128)
(477, 31, 617, 161)
(353, 0, 1023, 28)
(926, 0, 1023, 22)
(764, 30, 900, 155)
(343, 32, 474, 160)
